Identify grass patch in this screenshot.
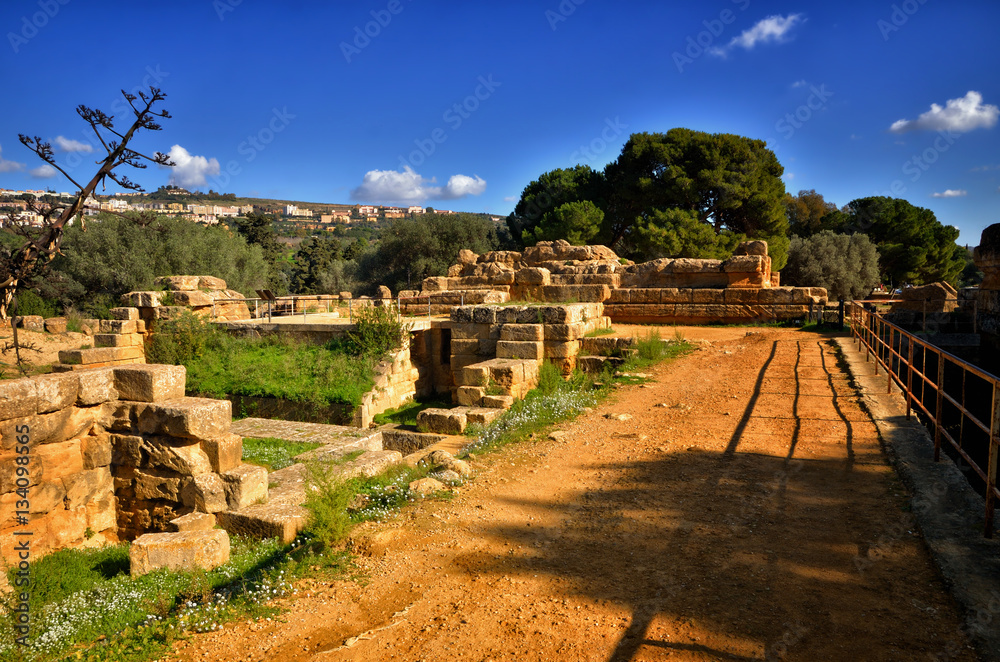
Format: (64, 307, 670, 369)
(620, 331, 691, 371)
(584, 327, 616, 337)
(241, 437, 323, 471)
(372, 396, 453, 427)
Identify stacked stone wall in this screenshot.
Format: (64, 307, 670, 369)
(0, 364, 260, 565)
(123, 275, 251, 325)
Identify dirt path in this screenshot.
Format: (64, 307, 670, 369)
(168, 328, 977, 662)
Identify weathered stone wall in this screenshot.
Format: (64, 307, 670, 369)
(55, 307, 147, 371)
(414, 239, 822, 323)
(975, 223, 1000, 367)
(0, 364, 259, 564)
(123, 275, 251, 324)
(352, 336, 424, 428)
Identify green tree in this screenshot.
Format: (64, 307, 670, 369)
(604, 129, 790, 268)
(34, 214, 270, 317)
(288, 235, 344, 293)
(507, 165, 608, 247)
(782, 231, 881, 300)
(827, 196, 965, 286)
(363, 213, 499, 291)
(784, 189, 839, 237)
(228, 211, 283, 265)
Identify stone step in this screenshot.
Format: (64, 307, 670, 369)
(381, 426, 448, 455)
(577, 355, 627, 375)
(579, 336, 637, 356)
(229, 417, 383, 460)
(216, 449, 403, 544)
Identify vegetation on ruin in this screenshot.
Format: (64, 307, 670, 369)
(241, 437, 323, 471)
(372, 395, 454, 427)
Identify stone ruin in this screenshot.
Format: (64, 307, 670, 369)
(975, 223, 1000, 361)
(400, 239, 827, 323)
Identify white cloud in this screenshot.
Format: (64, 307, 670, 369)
(889, 91, 999, 134)
(165, 145, 219, 189)
(503, 195, 517, 202)
(710, 14, 805, 56)
(30, 165, 57, 178)
(931, 189, 967, 198)
(970, 164, 1000, 172)
(350, 166, 486, 203)
(791, 79, 808, 88)
(782, 172, 795, 181)
(438, 174, 486, 199)
(54, 136, 93, 153)
(0, 144, 25, 173)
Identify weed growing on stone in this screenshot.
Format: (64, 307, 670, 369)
(241, 437, 323, 471)
(372, 396, 453, 427)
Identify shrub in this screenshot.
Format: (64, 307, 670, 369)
(145, 311, 222, 365)
(782, 231, 880, 300)
(13, 288, 57, 317)
(340, 304, 410, 359)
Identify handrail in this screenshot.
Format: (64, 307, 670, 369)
(848, 301, 999, 537)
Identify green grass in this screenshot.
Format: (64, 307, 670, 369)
(372, 396, 453, 427)
(241, 437, 323, 471)
(583, 327, 616, 337)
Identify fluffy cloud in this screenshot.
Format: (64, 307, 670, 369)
(30, 165, 57, 178)
(350, 167, 486, 203)
(166, 145, 220, 189)
(890, 91, 999, 134)
(54, 136, 94, 153)
(0, 144, 24, 173)
(711, 14, 804, 56)
(931, 189, 967, 198)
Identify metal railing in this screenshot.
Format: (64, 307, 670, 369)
(849, 300, 999, 537)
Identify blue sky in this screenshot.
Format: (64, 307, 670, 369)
(1, 0, 998, 244)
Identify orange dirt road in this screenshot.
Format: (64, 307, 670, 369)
(168, 328, 977, 662)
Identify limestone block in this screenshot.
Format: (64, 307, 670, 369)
(0, 378, 36, 421)
(457, 363, 491, 387)
(548, 357, 578, 376)
(727, 272, 767, 288)
(200, 433, 243, 473)
(81, 432, 112, 469)
(449, 305, 475, 323)
(466, 408, 501, 426)
(493, 306, 525, 325)
(659, 288, 693, 304)
(155, 275, 200, 291)
(692, 289, 725, 304)
(456, 386, 484, 407)
(35, 439, 83, 483)
(172, 291, 214, 307)
(122, 291, 164, 307)
(86, 494, 117, 532)
(735, 240, 768, 256)
(724, 288, 761, 304)
(543, 340, 580, 358)
(472, 307, 498, 324)
(181, 473, 229, 513)
(114, 364, 186, 403)
(409, 477, 445, 496)
(144, 437, 214, 476)
(496, 340, 544, 360)
(542, 324, 583, 341)
(76, 368, 118, 406)
(110, 307, 140, 320)
(500, 324, 544, 341)
(757, 287, 795, 304)
(44, 317, 67, 334)
(417, 408, 467, 435)
(221, 464, 268, 510)
(16, 315, 45, 332)
(134, 470, 184, 501)
(139, 398, 231, 440)
(130, 529, 230, 576)
(171, 512, 216, 532)
(198, 276, 227, 290)
(480, 394, 515, 409)
(423, 276, 451, 292)
(451, 339, 482, 356)
(514, 267, 551, 286)
(49, 506, 89, 548)
(26, 481, 67, 513)
(100, 319, 137, 334)
(94, 333, 128, 348)
(62, 467, 112, 509)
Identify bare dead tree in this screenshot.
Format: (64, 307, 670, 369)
(0, 86, 175, 319)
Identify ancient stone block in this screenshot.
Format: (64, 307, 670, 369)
(15, 315, 45, 332)
(543, 340, 580, 358)
(496, 340, 544, 360)
(62, 466, 112, 509)
(100, 319, 137, 334)
(24, 480, 66, 513)
(171, 512, 216, 532)
(692, 289, 725, 304)
(416, 408, 467, 435)
(172, 290, 214, 307)
(541, 324, 582, 341)
(181, 473, 229, 513)
(456, 386, 484, 407)
(155, 275, 200, 291)
(114, 364, 186, 403)
(86, 494, 116, 532)
(49, 506, 89, 548)
(130, 529, 230, 576)
(200, 434, 243, 473)
(144, 437, 214, 476)
(221, 464, 268, 510)
(36, 439, 83, 483)
(197, 276, 227, 290)
(500, 324, 544, 341)
(110, 307, 140, 320)
(44, 317, 67, 334)
(471, 307, 498, 324)
(735, 240, 768, 256)
(514, 267, 551, 286)
(81, 432, 112, 469)
(451, 339, 482, 356)
(494, 305, 526, 324)
(466, 408, 501, 426)
(134, 469, 184, 501)
(0, 378, 36, 421)
(76, 368, 117, 406)
(724, 289, 761, 304)
(480, 394, 515, 409)
(139, 398, 231, 440)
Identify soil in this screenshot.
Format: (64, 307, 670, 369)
(166, 326, 978, 661)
